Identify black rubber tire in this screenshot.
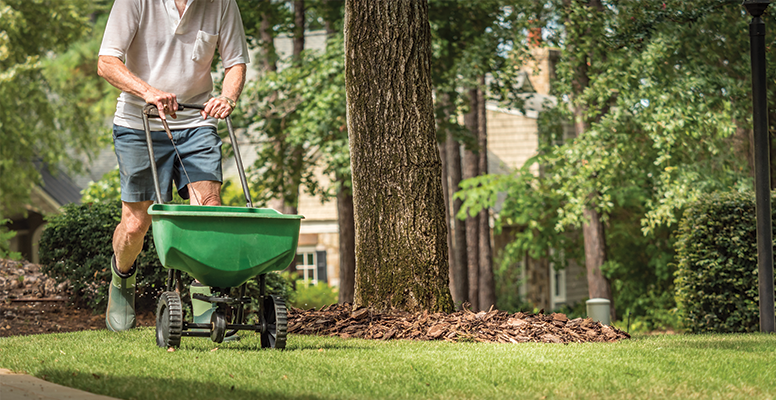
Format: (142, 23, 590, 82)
(260, 295, 287, 349)
(210, 310, 227, 343)
(156, 291, 183, 348)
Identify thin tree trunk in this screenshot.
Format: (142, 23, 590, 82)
(476, 82, 495, 310)
(293, 0, 306, 62)
(436, 92, 460, 307)
(345, 0, 454, 313)
(463, 88, 480, 311)
(438, 128, 455, 303)
(447, 114, 467, 308)
(259, 12, 278, 73)
(337, 178, 356, 304)
(565, 0, 612, 318)
(283, 0, 306, 216)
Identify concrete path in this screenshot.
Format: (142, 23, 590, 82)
(0, 369, 120, 400)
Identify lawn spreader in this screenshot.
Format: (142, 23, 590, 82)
(142, 103, 303, 349)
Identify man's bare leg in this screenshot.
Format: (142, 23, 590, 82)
(187, 180, 230, 337)
(107, 200, 152, 331)
(113, 200, 154, 273)
(189, 180, 221, 206)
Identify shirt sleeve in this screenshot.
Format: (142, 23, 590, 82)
(218, 0, 250, 68)
(98, 0, 141, 62)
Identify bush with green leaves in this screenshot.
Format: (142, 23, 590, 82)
(39, 201, 295, 315)
(38, 201, 168, 312)
(674, 191, 776, 333)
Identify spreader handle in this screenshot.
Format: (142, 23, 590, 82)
(142, 103, 254, 208)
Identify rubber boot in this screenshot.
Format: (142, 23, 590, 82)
(190, 282, 215, 327)
(190, 282, 239, 342)
(105, 255, 137, 332)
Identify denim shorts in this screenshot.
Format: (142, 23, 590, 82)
(113, 124, 222, 203)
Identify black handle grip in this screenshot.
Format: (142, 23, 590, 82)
(143, 102, 206, 118)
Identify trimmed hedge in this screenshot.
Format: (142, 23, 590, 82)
(38, 201, 292, 314)
(674, 191, 776, 333)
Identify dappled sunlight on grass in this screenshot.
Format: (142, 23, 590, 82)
(0, 330, 774, 399)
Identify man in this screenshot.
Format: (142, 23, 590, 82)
(97, 0, 249, 332)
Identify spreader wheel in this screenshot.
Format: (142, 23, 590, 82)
(260, 295, 287, 349)
(210, 310, 227, 343)
(156, 291, 183, 348)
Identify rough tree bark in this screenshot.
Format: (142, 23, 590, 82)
(476, 82, 495, 310)
(462, 87, 480, 311)
(345, 0, 454, 313)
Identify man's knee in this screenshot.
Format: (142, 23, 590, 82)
(120, 201, 153, 237)
(189, 181, 221, 206)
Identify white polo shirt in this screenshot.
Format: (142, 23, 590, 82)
(99, 0, 250, 130)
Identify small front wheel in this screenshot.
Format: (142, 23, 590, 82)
(156, 291, 183, 348)
(260, 295, 287, 349)
(210, 310, 227, 343)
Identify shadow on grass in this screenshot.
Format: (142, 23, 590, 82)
(39, 369, 327, 400)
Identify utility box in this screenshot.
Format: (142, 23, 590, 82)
(586, 298, 611, 325)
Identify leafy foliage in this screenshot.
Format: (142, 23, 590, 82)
(0, 1, 110, 218)
(0, 219, 21, 260)
(290, 279, 339, 310)
(38, 201, 297, 314)
(674, 191, 775, 333)
(37, 201, 167, 312)
(233, 35, 348, 206)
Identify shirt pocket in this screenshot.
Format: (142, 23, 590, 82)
(192, 30, 218, 64)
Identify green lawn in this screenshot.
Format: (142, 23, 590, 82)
(0, 329, 774, 400)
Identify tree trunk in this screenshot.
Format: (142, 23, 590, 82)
(476, 82, 495, 310)
(447, 114, 468, 309)
(293, 0, 306, 62)
(337, 178, 356, 304)
(437, 92, 466, 308)
(583, 207, 611, 300)
(259, 11, 278, 73)
(438, 126, 456, 305)
(463, 88, 480, 311)
(345, 0, 454, 313)
(565, 0, 612, 317)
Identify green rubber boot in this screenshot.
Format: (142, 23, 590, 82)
(190, 282, 215, 326)
(105, 255, 137, 332)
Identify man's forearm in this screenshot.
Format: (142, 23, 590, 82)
(221, 63, 246, 103)
(97, 55, 178, 119)
(97, 56, 154, 100)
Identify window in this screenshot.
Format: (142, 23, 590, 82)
(549, 249, 566, 309)
(295, 250, 318, 284)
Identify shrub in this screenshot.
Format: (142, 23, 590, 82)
(674, 191, 775, 333)
(38, 201, 169, 313)
(291, 279, 338, 310)
(39, 201, 295, 315)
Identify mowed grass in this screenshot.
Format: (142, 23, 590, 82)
(0, 329, 774, 400)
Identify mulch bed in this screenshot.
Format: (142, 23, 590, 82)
(2, 259, 629, 343)
(288, 303, 630, 343)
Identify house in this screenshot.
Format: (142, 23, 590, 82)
(7, 164, 83, 264)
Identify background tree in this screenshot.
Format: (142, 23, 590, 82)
(0, 0, 109, 252)
(345, 0, 454, 312)
(458, 0, 760, 327)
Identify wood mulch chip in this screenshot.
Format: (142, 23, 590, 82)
(288, 303, 630, 344)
